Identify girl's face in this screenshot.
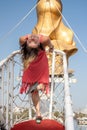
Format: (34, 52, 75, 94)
(27, 34, 40, 48)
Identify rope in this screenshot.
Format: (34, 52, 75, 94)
(55, 1, 87, 53)
(0, 3, 38, 44)
(0, 0, 87, 53)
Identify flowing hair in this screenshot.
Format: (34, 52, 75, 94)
(20, 42, 44, 70)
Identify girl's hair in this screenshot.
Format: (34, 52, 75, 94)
(20, 42, 44, 69)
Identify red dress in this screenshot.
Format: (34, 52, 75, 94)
(20, 50, 49, 94)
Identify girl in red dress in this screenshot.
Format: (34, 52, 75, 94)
(19, 34, 53, 123)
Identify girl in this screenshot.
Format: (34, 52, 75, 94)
(19, 34, 53, 123)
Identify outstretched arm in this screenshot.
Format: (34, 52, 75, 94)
(19, 34, 31, 45)
(39, 35, 54, 52)
(19, 34, 54, 52)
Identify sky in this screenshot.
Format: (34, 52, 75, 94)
(0, 0, 87, 111)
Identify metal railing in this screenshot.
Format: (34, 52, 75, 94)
(0, 49, 75, 130)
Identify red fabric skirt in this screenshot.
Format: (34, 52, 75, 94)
(20, 50, 49, 94)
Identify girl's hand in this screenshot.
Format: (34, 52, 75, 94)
(49, 44, 54, 52)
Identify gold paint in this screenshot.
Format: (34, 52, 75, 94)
(32, 0, 78, 75)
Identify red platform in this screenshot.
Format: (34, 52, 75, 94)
(11, 119, 65, 130)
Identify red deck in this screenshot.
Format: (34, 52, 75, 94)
(11, 119, 65, 130)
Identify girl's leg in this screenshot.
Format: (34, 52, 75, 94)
(31, 90, 41, 117)
(37, 84, 45, 92)
(37, 84, 50, 96)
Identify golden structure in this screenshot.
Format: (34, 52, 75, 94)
(32, 0, 78, 74)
